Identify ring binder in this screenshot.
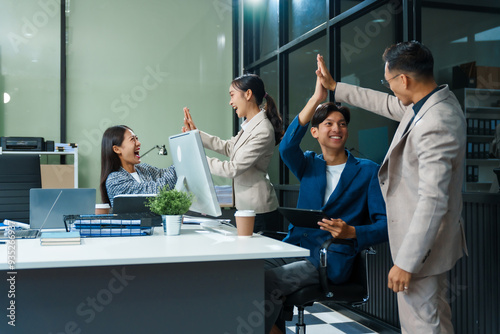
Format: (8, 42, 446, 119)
(64, 213, 161, 237)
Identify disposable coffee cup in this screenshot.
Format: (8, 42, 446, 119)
(234, 210, 256, 237)
(95, 203, 111, 215)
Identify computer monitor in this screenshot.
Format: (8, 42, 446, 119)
(168, 130, 222, 217)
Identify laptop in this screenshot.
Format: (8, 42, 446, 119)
(278, 207, 327, 229)
(1, 188, 95, 239)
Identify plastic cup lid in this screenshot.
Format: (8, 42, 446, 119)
(234, 210, 256, 217)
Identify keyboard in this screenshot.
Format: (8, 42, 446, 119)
(200, 221, 237, 236)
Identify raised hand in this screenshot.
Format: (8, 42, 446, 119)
(316, 54, 337, 91)
(312, 73, 328, 105)
(182, 107, 197, 132)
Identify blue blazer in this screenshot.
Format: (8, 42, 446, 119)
(279, 116, 388, 283)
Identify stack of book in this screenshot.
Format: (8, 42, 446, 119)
(40, 231, 81, 246)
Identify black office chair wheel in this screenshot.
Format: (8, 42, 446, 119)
(295, 306, 306, 334)
(296, 324, 306, 334)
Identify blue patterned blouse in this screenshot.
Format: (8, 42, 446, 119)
(105, 163, 177, 207)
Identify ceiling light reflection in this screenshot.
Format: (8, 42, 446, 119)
(4, 93, 11, 104)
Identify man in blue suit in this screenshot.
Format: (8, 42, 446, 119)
(264, 73, 388, 334)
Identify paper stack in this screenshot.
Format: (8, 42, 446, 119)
(40, 231, 81, 246)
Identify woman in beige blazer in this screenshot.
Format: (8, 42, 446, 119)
(182, 74, 283, 232)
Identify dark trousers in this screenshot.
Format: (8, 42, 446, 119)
(264, 257, 319, 333)
(254, 209, 281, 233)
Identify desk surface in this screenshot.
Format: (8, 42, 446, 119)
(0, 224, 308, 270)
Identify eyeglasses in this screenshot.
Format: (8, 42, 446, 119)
(380, 74, 401, 88)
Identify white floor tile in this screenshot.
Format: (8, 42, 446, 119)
(313, 310, 353, 324)
(287, 323, 346, 334)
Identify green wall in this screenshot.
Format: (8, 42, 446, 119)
(1, 0, 233, 202)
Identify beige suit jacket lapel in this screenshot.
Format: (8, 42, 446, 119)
(381, 91, 439, 171)
(231, 112, 267, 159)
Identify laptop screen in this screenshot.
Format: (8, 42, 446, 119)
(29, 188, 96, 230)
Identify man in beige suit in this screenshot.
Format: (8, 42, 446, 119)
(316, 41, 467, 333)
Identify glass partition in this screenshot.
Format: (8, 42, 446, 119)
(340, 0, 364, 13)
(258, 60, 280, 185)
(422, 7, 500, 85)
(340, 4, 399, 163)
(0, 1, 60, 139)
(287, 36, 327, 184)
(66, 0, 233, 191)
(1, 1, 233, 194)
(288, 0, 326, 41)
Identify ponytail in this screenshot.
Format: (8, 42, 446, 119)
(263, 94, 284, 145)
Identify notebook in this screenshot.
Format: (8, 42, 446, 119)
(278, 207, 327, 229)
(1, 188, 96, 239)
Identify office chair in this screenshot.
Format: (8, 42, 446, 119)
(0, 154, 42, 223)
(494, 168, 500, 192)
(281, 238, 376, 334)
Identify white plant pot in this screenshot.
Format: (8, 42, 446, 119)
(162, 215, 183, 235)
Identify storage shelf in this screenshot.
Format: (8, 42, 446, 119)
(466, 158, 500, 163)
(466, 108, 500, 116)
(467, 135, 495, 140)
(467, 106, 500, 111)
(0, 150, 76, 155)
(0, 147, 78, 187)
(459, 88, 500, 193)
(464, 87, 500, 94)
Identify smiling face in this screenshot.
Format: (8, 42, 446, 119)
(113, 129, 141, 173)
(384, 63, 413, 106)
(311, 111, 348, 154)
(229, 84, 252, 119)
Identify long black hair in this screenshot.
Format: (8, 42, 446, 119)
(99, 125, 132, 204)
(231, 74, 284, 145)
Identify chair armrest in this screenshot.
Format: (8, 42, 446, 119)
(318, 238, 376, 297)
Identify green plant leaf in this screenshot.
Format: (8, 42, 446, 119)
(146, 186, 193, 216)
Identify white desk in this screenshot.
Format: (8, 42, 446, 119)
(0, 225, 308, 333)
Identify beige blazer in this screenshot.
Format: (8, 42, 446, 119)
(199, 111, 279, 214)
(336, 82, 467, 277)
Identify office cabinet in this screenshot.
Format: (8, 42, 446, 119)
(0, 145, 78, 188)
(455, 88, 500, 192)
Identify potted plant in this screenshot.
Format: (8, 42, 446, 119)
(147, 186, 193, 235)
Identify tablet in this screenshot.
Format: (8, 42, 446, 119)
(113, 194, 156, 214)
(278, 207, 327, 229)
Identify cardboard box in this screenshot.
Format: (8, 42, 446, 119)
(476, 66, 500, 89)
(453, 61, 500, 90)
(41, 164, 74, 188)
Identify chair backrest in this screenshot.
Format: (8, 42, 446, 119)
(0, 154, 42, 223)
